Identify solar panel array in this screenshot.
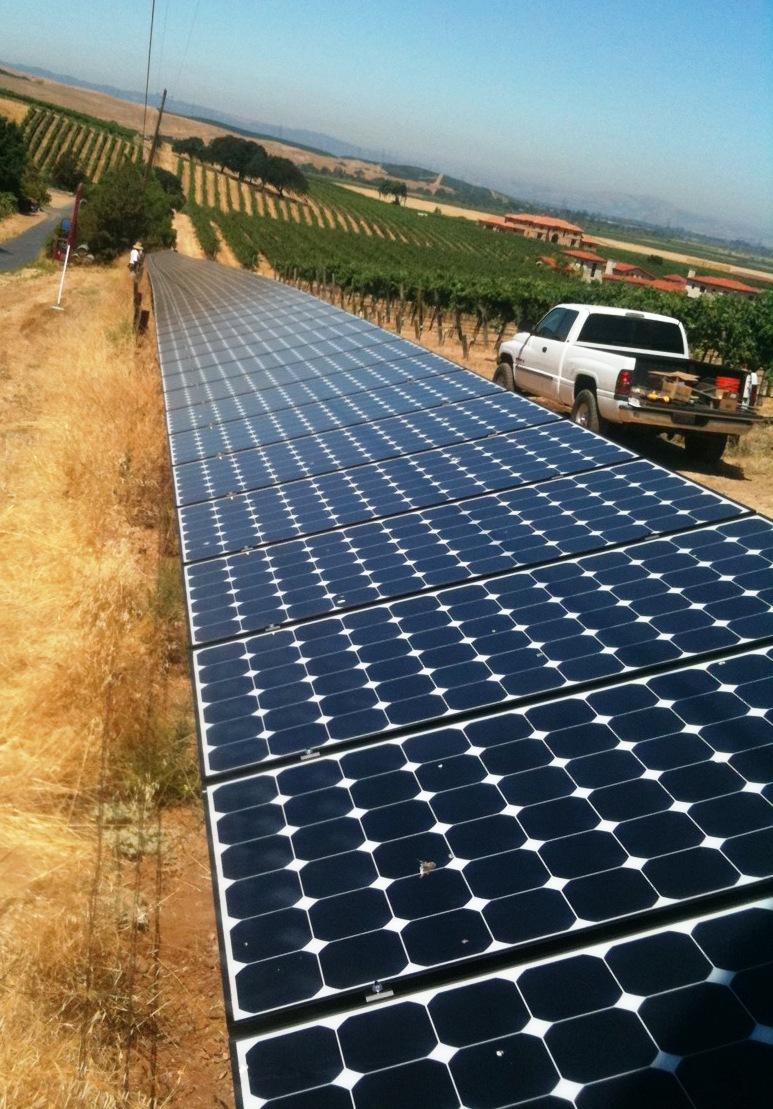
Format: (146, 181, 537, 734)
(149, 253, 773, 1108)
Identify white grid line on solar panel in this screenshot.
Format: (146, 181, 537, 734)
(192, 516, 773, 777)
(184, 459, 746, 646)
(231, 895, 773, 1107)
(150, 257, 317, 326)
(160, 336, 419, 403)
(162, 341, 459, 415)
(152, 282, 375, 355)
(149, 264, 349, 337)
(156, 310, 374, 370)
(167, 370, 494, 465)
(162, 338, 425, 412)
(159, 313, 377, 376)
(154, 293, 328, 343)
(150, 252, 321, 315)
(172, 395, 559, 506)
(155, 299, 348, 359)
(155, 299, 348, 358)
(207, 645, 773, 1022)
(178, 421, 634, 564)
(161, 326, 395, 393)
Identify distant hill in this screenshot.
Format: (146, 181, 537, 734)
(3, 59, 769, 249)
(382, 164, 437, 182)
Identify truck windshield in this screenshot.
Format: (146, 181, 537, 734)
(578, 314, 685, 354)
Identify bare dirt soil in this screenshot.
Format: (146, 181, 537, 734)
(0, 92, 28, 123)
(173, 211, 206, 259)
(152, 806, 232, 1108)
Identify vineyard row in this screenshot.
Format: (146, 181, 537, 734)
(21, 108, 142, 182)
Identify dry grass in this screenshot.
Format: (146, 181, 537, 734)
(0, 264, 195, 1106)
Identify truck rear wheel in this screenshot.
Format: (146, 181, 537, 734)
(683, 433, 727, 464)
(494, 362, 516, 392)
(571, 389, 605, 435)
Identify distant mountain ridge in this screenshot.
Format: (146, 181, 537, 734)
(4, 59, 770, 248)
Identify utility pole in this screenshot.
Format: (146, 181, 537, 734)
(143, 87, 167, 186)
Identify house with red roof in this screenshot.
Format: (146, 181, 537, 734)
(611, 261, 655, 280)
(685, 273, 759, 299)
(563, 248, 605, 281)
(477, 216, 513, 233)
(502, 213, 584, 247)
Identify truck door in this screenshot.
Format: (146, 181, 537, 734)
(516, 307, 578, 398)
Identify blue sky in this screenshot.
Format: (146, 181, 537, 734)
(2, 0, 771, 236)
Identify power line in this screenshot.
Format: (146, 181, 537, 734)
(173, 0, 202, 99)
(142, 0, 157, 143)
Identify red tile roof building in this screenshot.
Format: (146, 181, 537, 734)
(612, 261, 655, 280)
(563, 249, 605, 281)
(503, 213, 584, 247)
(686, 274, 759, 299)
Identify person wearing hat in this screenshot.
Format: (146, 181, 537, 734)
(129, 242, 143, 274)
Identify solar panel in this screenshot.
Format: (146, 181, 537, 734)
(185, 458, 745, 646)
(148, 253, 773, 1109)
(207, 645, 773, 1020)
(163, 341, 460, 413)
(232, 896, 773, 1107)
(162, 327, 397, 392)
(193, 516, 773, 776)
(178, 421, 633, 562)
(172, 394, 558, 504)
(158, 307, 373, 368)
(166, 368, 496, 463)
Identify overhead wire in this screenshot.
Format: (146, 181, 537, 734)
(173, 0, 202, 103)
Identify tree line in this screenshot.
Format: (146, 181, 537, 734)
(171, 134, 308, 197)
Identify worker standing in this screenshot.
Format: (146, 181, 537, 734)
(129, 242, 143, 274)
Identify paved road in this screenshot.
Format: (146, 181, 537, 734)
(0, 202, 71, 273)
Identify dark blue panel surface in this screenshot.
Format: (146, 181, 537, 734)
(232, 898, 773, 1105)
(162, 319, 387, 385)
(193, 519, 773, 775)
(207, 647, 773, 1018)
(162, 338, 432, 413)
(172, 394, 558, 504)
(167, 361, 494, 441)
(185, 459, 745, 645)
(179, 420, 633, 562)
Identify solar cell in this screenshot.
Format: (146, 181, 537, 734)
(185, 458, 745, 646)
(163, 341, 457, 413)
(172, 394, 558, 504)
(178, 420, 633, 562)
(158, 307, 372, 369)
(193, 516, 773, 776)
(162, 327, 396, 392)
(166, 360, 494, 439)
(206, 646, 773, 1019)
(155, 300, 342, 357)
(232, 897, 773, 1107)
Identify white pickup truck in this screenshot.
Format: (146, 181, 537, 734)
(495, 303, 761, 463)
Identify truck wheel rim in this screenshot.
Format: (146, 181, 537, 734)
(576, 402, 590, 426)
